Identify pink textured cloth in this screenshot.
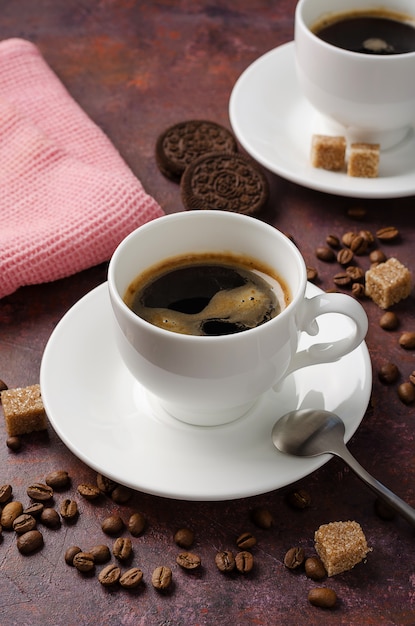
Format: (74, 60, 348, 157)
(0, 38, 164, 299)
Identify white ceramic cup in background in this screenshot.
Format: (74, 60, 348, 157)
(295, 0, 415, 149)
(108, 211, 368, 427)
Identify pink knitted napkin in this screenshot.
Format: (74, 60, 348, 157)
(0, 38, 164, 299)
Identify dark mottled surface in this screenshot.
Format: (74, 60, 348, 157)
(1, 1, 415, 624)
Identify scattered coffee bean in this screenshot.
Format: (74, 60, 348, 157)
(350, 235, 368, 255)
(77, 483, 101, 500)
(284, 547, 305, 569)
(308, 587, 337, 608)
(45, 470, 70, 490)
(409, 371, 415, 386)
(236, 532, 257, 550)
(60, 499, 78, 521)
(13, 513, 37, 534)
(27, 483, 53, 502)
(341, 231, 357, 247)
(337, 248, 354, 266)
(398, 382, 415, 405)
(119, 567, 144, 589)
(374, 498, 397, 521)
(399, 332, 415, 350)
(346, 266, 365, 282)
(250, 507, 274, 529)
(152, 565, 172, 590)
(176, 552, 201, 570)
(376, 226, 399, 242)
(89, 544, 111, 564)
(333, 272, 352, 287)
(1, 501, 23, 529)
(316, 246, 335, 262)
(102, 514, 125, 536)
(369, 249, 387, 264)
(23, 503, 44, 518)
(174, 527, 194, 549)
(6, 436, 22, 451)
(0, 379, 8, 394)
(379, 311, 399, 330)
(326, 234, 340, 248)
(96, 473, 118, 494)
(110, 485, 133, 504)
(128, 512, 146, 537)
(40, 508, 61, 529)
(0, 483, 12, 504)
(352, 283, 365, 298)
(306, 267, 318, 282)
(73, 551, 95, 573)
(378, 362, 399, 385)
(113, 537, 133, 561)
(98, 563, 121, 587)
(359, 229, 375, 246)
(235, 551, 254, 573)
(286, 488, 311, 510)
(305, 557, 326, 580)
(347, 206, 366, 220)
(17, 529, 44, 555)
(215, 550, 236, 573)
(64, 545, 82, 565)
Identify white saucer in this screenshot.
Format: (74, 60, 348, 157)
(229, 42, 415, 199)
(40, 282, 371, 501)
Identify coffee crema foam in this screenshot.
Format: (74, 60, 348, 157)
(124, 253, 290, 336)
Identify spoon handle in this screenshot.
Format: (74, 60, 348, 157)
(336, 444, 415, 528)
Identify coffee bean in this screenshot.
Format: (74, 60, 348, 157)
(64, 545, 82, 565)
(308, 587, 337, 608)
(286, 488, 311, 509)
(40, 508, 61, 529)
(316, 246, 335, 262)
(110, 485, 133, 504)
(350, 235, 368, 255)
(398, 382, 415, 405)
(352, 283, 365, 298)
(235, 551, 254, 574)
(376, 226, 399, 241)
(102, 515, 124, 536)
(13, 514, 37, 534)
(215, 550, 235, 573)
(60, 499, 78, 521)
(45, 470, 70, 490)
(0, 379, 8, 394)
(6, 436, 22, 451)
(0, 483, 12, 504)
(326, 234, 340, 248)
(346, 266, 365, 282)
(337, 248, 354, 266)
(409, 371, 415, 386)
(347, 206, 366, 220)
(341, 231, 357, 247)
(369, 249, 387, 264)
(152, 565, 172, 590)
(73, 551, 95, 573)
(17, 529, 44, 554)
(359, 229, 375, 246)
(98, 563, 121, 587)
(176, 552, 201, 570)
(27, 483, 53, 502)
(305, 557, 326, 580)
(399, 332, 415, 350)
(250, 507, 274, 529)
(374, 498, 397, 521)
(306, 267, 318, 282)
(379, 312, 399, 330)
(96, 473, 118, 494)
(23, 503, 44, 518)
(89, 544, 111, 564)
(333, 272, 352, 287)
(174, 527, 194, 548)
(77, 483, 101, 500)
(378, 362, 399, 385)
(127, 512, 146, 537)
(236, 532, 257, 550)
(1, 501, 23, 529)
(284, 547, 305, 569)
(113, 537, 133, 561)
(120, 567, 144, 589)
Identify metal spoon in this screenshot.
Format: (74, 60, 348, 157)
(272, 408, 415, 528)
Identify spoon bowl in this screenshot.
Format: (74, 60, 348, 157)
(272, 408, 415, 528)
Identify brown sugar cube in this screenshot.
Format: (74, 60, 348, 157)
(1, 384, 47, 436)
(311, 134, 346, 171)
(347, 142, 380, 178)
(314, 520, 371, 577)
(365, 257, 412, 309)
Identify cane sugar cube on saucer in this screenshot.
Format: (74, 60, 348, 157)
(1, 384, 48, 436)
(365, 257, 412, 309)
(311, 134, 346, 171)
(314, 520, 371, 577)
(347, 142, 380, 178)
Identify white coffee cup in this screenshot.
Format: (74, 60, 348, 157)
(108, 211, 367, 427)
(295, 0, 415, 149)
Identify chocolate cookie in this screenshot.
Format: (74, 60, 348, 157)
(156, 120, 237, 181)
(180, 152, 269, 214)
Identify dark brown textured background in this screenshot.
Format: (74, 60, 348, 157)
(1, 1, 414, 624)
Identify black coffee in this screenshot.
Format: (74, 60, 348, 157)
(313, 10, 415, 55)
(124, 253, 290, 336)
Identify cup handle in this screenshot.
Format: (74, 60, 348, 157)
(286, 292, 368, 375)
